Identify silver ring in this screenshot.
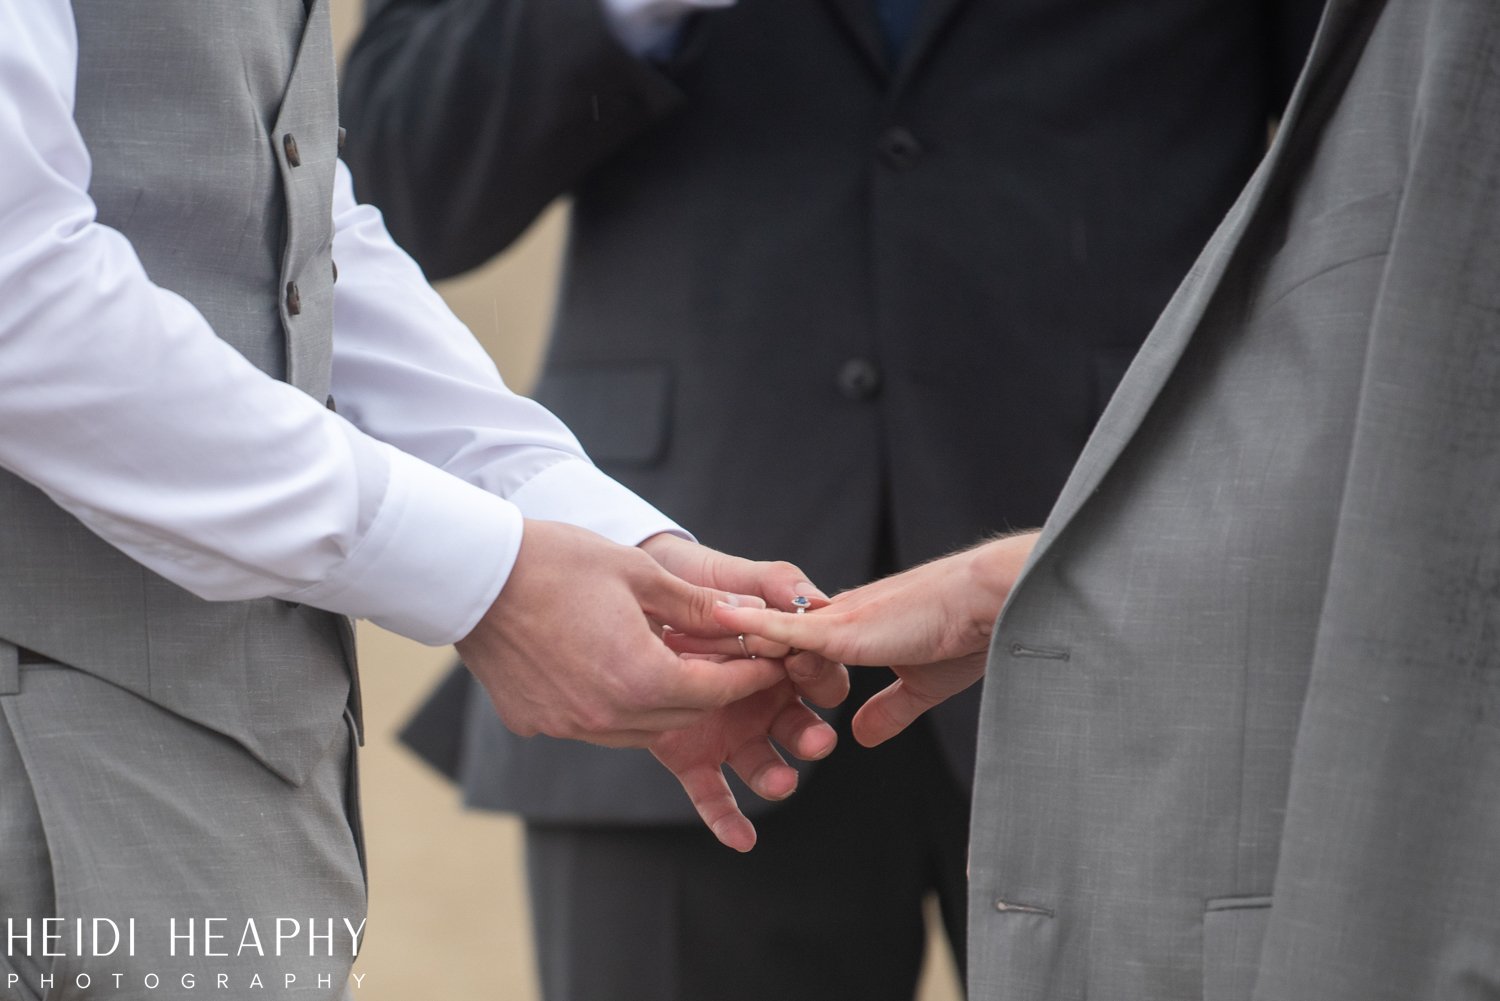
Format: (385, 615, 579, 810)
(737, 634, 756, 660)
(792, 595, 811, 615)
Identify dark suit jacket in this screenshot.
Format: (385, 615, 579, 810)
(970, 0, 1500, 997)
(341, 0, 1318, 823)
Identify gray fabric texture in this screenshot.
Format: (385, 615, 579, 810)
(1, 4, 368, 998)
(969, 0, 1500, 998)
(0, 665, 364, 1001)
(0, 0, 356, 786)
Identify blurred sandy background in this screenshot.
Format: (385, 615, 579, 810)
(330, 4, 962, 998)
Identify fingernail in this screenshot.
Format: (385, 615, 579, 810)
(794, 581, 829, 601)
(719, 593, 767, 609)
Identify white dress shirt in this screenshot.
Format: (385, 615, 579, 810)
(598, 0, 735, 58)
(0, 0, 681, 647)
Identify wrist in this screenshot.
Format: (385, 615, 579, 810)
(965, 532, 1039, 634)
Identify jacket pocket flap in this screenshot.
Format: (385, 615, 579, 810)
(1203, 896, 1272, 1001)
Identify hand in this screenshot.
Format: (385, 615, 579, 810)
(456, 519, 786, 746)
(640, 533, 849, 708)
(638, 534, 847, 851)
(650, 678, 836, 853)
(715, 532, 1039, 747)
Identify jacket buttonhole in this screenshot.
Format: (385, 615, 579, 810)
(1010, 643, 1071, 661)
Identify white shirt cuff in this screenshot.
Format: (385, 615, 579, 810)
(289, 441, 522, 647)
(508, 458, 689, 547)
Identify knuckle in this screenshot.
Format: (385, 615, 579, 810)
(908, 685, 944, 709)
(690, 588, 718, 622)
(621, 545, 660, 581)
(611, 665, 663, 715)
(497, 703, 540, 739)
(619, 678, 656, 714)
(574, 703, 617, 735)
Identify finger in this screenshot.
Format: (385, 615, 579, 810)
(724, 737, 798, 801)
(661, 656, 786, 711)
(608, 707, 713, 732)
(708, 559, 832, 615)
(647, 601, 766, 638)
(784, 650, 850, 708)
(712, 603, 836, 656)
(575, 728, 663, 749)
(850, 678, 945, 747)
(662, 630, 793, 661)
(654, 756, 758, 852)
(768, 699, 837, 761)
(644, 539, 829, 614)
(641, 570, 756, 638)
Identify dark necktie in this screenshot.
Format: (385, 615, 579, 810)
(874, 0, 924, 63)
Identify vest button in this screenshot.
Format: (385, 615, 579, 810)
(286, 281, 301, 316)
(837, 358, 882, 401)
(283, 133, 302, 168)
(337, 127, 347, 154)
(331, 258, 338, 284)
(877, 126, 923, 170)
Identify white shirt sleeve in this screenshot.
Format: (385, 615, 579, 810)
(597, 0, 736, 59)
(328, 160, 688, 586)
(0, 0, 682, 647)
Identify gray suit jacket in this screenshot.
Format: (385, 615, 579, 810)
(971, 0, 1500, 998)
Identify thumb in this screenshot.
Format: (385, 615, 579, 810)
(850, 678, 942, 747)
(643, 569, 762, 637)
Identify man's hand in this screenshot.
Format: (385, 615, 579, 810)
(640, 533, 849, 708)
(637, 533, 847, 850)
(650, 679, 836, 852)
(715, 532, 1039, 747)
(456, 520, 787, 747)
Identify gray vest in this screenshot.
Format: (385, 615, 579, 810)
(0, 0, 355, 784)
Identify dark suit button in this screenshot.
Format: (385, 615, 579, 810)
(337, 126, 347, 154)
(331, 258, 338, 284)
(837, 358, 882, 400)
(877, 126, 923, 170)
(286, 281, 301, 316)
(326, 395, 337, 412)
(283, 133, 302, 168)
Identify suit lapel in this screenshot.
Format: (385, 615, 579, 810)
(1019, 0, 1378, 568)
(823, 0, 975, 89)
(891, 0, 973, 92)
(821, 0, 890, 79)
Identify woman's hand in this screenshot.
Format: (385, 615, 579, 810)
(713, 532, 1039, 746)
